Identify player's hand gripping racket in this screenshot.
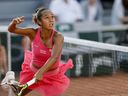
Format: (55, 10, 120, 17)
(17, 78, 36, 96)
(1, 71, 37, 96)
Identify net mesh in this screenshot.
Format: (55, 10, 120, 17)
(62, 37, 128, 96)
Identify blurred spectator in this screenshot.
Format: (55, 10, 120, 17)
(49, 0, 84, 23)
(111, 0, 123, 25)
(0, 44, 7, 81)
(111, 0, 128, 25)
(21, 36, 31, 50)
(80, 0, 103, 23)
(112, 0, 128, 46)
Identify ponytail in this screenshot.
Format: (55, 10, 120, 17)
(32, 7, 48, 25)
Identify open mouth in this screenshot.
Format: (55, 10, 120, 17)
(49, 23, 54, 27)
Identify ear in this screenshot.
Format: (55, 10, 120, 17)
(36, 19, 42, 26)
(38, 21, 42, 25)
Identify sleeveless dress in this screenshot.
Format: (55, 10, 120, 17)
(19, 28, 73, 96)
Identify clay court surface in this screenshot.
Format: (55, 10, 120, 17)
(1, 72, 128, 96)
(63, 72, 128, 96)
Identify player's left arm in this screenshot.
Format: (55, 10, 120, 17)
(35, 32, 64, 80)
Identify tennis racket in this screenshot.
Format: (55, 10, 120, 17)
(17, 78, 36, 96)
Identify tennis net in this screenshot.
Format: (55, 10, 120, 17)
(62, 37, 128, 77)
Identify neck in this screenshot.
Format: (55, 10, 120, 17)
(40, 28, 52, 40)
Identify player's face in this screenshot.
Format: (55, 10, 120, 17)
(40, 11, 55, 30)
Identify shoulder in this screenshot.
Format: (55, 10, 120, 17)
(53, 31, 64, 43)
(27, 28, 37, 33)
(21, 27, 36, 36)
(27, 28, 38, 41)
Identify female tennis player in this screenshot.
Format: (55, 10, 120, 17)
(8, 7, 73, 96)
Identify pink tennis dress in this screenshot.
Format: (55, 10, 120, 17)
(19, 28, 73, 96)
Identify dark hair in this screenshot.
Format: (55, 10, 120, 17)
(33, 7, 48, 25)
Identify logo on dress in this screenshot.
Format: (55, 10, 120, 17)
(40, 50, 46, 54)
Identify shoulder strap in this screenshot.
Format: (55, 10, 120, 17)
(32, 27, 41, 43)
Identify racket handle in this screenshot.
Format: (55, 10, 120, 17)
(26, 78, 36, 86)
(17, 78, 36, 96)
(17, 84, 28, 96)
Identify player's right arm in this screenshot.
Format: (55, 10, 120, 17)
(8, 16, 36, 40)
